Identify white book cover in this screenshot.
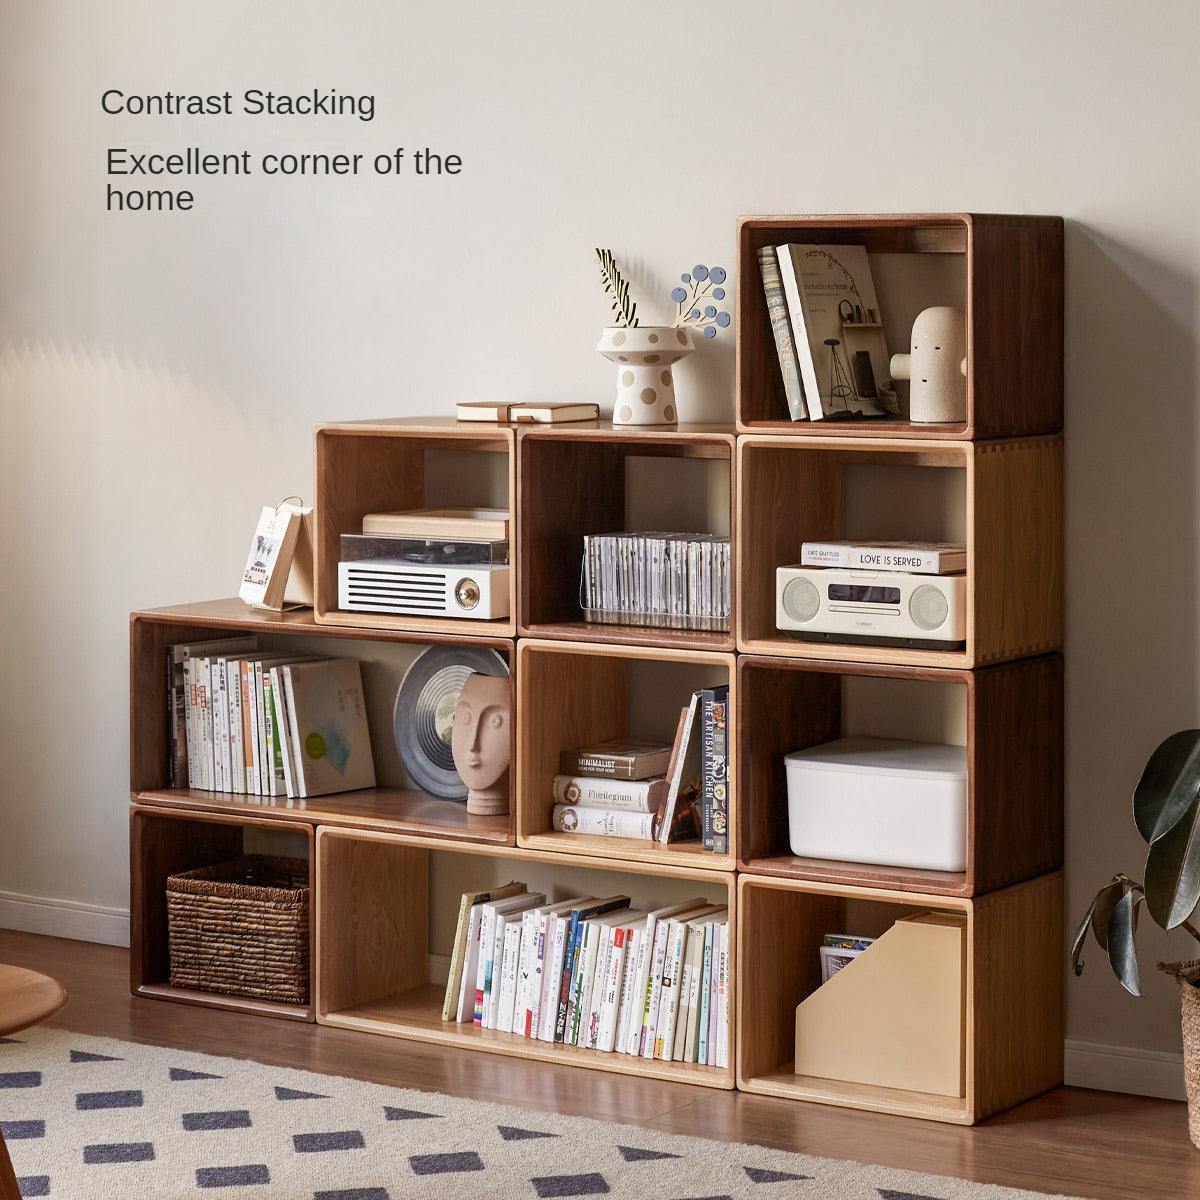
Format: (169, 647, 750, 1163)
(271, 666, 299, 799)
(778, 243, 891, 420)
(614, 921, 647, 1055)
(640, 918, 675, 1058)
(182, 658, 199, 788)
(552, 805, 655, 839)
(628, 898, 705, 1056)
(494, 919, 524, 1033)
(655, 917, 690, 1060)
(550, 775, 665, 813)
(568, 919, 604, 1047)
(283, 658, 375, 799)
(510, 909, 540, 1036)
(195, 659, 213, 790)
(800, 540, 967, 574)
(475, 892, 542, 1027)
(226, 659, 245, 793)
(715, 922, 730, 1069)
(209, 659, 227, 790)
(524, 897, 589, 1041)
(575, 921, 609, 1048)
(676, 922, 707, 1063)
(598, 916, 643, 1053)
(537, 907, 584, 1042)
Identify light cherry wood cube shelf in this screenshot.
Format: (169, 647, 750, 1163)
(735, 653, 1063, 897)
(315, 827, 736, 1089)
(736, 435, 1063, 668)
(736, 213, 1063, 440)
(314, 418, 518, 638)
(736, 872, 1064, 1124)
(515, 638, 736, 871)
(517, 422, 736, 653)
(130, 600, 514, 847)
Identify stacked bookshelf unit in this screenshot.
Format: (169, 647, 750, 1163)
(128, 212, 1064, 1122)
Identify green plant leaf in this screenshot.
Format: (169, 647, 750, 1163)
(1090, 876, 1135, 950)
(1106, 889, 1142, 995)
(1144, 793, 1200, 929)
(1134, 729, 1200, 844)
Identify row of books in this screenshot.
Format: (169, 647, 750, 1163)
(442, 884, 730, 1067)
(167, 636, 375, 799)
(549, 691, 729, 853)
(758, 242, 894, 422)
(582, 531, 730, 633)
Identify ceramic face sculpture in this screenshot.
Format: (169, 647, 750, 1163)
(889, 306, 968, 423)
(450, 672, 511, 815)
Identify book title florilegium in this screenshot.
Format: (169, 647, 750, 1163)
(100, 88, 463, 212)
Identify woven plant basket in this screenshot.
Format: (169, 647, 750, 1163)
(167, 855, 310, 1004)
(1159, 959, 1200, 1149)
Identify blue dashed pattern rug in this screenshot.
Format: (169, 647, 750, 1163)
(0, 1027, 1083, 1199)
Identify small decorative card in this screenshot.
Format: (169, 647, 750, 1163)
(239, 498, 314, 611)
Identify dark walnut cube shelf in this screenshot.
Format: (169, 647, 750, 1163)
(736, 213, 1063, 440)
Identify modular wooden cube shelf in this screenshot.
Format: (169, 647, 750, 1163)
(314, 418, 518, 638)
(315, 828, 736, 1088)
(736, 872, 1064, 1124)
(735, 654, 1063, 897)
(130, 600, 514, 847)
(517, 422, 736, 652)
(736, 434, 1063, 668)
(516, 639, 736, 870)
(129, 213, 1064, 1125)
(736, 213, 1064, 440)
(130, 805, 316, 1021)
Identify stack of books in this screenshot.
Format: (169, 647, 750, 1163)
(551, 738, 673, 841)
(169, 637, 375, 799)
(442, 884, 731, 1067)
(581, 531, 730, 632)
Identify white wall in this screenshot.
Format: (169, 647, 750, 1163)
(3, 0, 1199, 1097)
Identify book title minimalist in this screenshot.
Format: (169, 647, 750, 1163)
(100, 87, 464, 212)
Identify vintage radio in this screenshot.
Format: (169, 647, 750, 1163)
(338, 559, 509, 619)
(775, 565, 966, 649)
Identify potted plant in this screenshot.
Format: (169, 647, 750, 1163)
(1072, 729, 1200, 1145)
(594, 249, 730, 426)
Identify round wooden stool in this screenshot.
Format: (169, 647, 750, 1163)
(0, 966, 67, 1200)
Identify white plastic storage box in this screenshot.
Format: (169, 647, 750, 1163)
(784, 736, 967, 871)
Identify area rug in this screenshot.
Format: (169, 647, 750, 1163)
(0, 1027, 1083, 1200)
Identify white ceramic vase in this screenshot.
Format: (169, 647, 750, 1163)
(597, 326, 694, 425)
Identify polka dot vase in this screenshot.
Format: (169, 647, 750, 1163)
(597, 326, 694, 426)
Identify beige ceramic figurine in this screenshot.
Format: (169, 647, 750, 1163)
(450, 672, 511, 816)
(890, 306, 968, 423)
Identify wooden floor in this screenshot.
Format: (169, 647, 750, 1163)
(1, 928, 1196, 1199)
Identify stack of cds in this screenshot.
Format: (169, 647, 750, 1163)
(581, 532, 730, 633)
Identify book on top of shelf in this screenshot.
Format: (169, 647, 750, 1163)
(776, 243, 892, 421)
(456, 401, 513, 421)
(559, 737, 672, 780)
(801, 540, 967, 574)
(361, 507, 510, 541)
(757, 244, 808, 421)
(509, 402, 599, 424)
(280, 658, 375, 798)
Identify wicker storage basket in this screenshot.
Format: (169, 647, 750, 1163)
(1160, 959, 1200, 1149)
(167, 855, 310, 1004)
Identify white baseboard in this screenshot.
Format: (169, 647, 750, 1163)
(0, 890, 130, 948)
(1065, 1037, 1186, 1101)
